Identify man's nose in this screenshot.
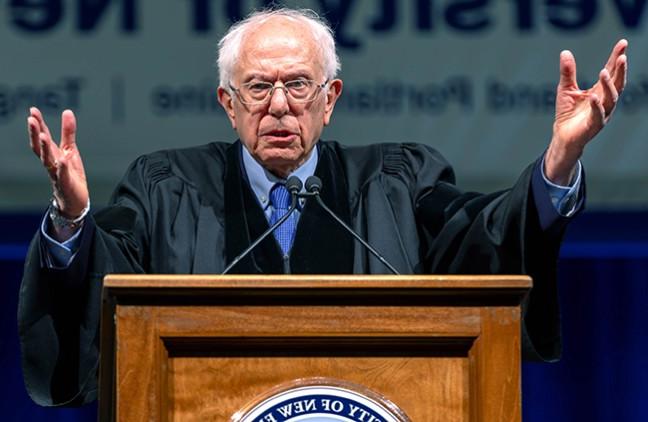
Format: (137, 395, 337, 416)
(268, 85, 290, 117)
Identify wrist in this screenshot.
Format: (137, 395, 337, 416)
(49, 197, 90, 231)
(544, 141, 582, 185)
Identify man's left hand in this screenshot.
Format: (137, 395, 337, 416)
(545, 39, 628, 185)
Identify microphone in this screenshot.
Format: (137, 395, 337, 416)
(221, 176, 303, 275)
(304, 176, 401, 275)
(285, 175, 303, 196)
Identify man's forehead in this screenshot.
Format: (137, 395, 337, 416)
(243, 17, 315, 50)
(236, 18, 323, 78)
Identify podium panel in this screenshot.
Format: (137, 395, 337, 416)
(100, 275, 530, 421)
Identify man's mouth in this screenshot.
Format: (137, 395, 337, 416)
(262, 130, 297, 141)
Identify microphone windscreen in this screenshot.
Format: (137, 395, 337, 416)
(305, 176, 322, 193)
(285, 176, 303, 194)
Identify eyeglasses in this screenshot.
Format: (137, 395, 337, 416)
(229, 79, 329, 105)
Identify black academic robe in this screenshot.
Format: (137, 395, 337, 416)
(18, 140, 575, 406)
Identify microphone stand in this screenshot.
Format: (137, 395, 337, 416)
(222, 175, 400, 276)
(301, 177, 401, 275)
(222, 191, 299, 275)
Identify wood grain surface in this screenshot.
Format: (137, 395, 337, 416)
(169, 355, 468, 421)
(102, 275, 528, 421)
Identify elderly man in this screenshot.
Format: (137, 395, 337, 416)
(19, 9, 626, 407)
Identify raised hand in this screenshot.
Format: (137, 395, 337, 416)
(27, 108, 89, 229)
(545, 39, 628, 185)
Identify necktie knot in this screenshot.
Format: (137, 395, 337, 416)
(270, 183, 291, 210)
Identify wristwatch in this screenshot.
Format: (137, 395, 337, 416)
(49, 197, 90, 230)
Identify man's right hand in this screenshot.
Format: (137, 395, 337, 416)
(28, 107, 89, 240)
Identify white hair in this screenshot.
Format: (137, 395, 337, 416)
(217, 8, 341, 90)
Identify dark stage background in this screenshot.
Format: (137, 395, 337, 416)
(1, 211, 647, 421)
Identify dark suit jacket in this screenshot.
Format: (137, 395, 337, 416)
(18, 140, 574, 406)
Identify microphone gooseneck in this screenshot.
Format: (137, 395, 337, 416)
(304, 176, 401, 275)
(221, 176, 301, 275)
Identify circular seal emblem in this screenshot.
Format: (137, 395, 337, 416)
(232, 378, 410, 422)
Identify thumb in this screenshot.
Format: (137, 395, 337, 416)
(558, 50, 579, 90)
(60, 109, 77, 150)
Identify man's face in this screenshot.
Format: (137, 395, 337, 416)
(218, 18, 342, 177)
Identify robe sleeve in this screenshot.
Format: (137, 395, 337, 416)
(403, 143, 577, 362)
(17, 154, 165, 406)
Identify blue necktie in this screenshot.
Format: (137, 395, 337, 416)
(269, 183, 297, 256)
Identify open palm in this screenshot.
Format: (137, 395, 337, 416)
(27, 107, 89, 219)
(545, 40, 628, 185)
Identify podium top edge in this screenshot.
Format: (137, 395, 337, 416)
(103, 274, 532, 289)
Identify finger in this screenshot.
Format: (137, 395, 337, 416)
(612, 54, 627, 95)
(39, 134, 60, 179)
(598, 68, 618, 116)
(60, 109, 77, 150)
(29, 107, 54, 143)
(604, 39, 628, 75)
(588, 93, 606, 130)
(27, 116, 42, 157)
(559, 50, 579, 90)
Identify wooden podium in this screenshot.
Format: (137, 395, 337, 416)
(99, 275, 531, 421)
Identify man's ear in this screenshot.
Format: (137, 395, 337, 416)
(323, 79, 343, 126)
(217, 86, 237, 129)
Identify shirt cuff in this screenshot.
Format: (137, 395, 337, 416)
(40, 212, 83, 269)
(540, 158, 583, 217)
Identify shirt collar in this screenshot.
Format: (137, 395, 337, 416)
(241, 143, 319, 208)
